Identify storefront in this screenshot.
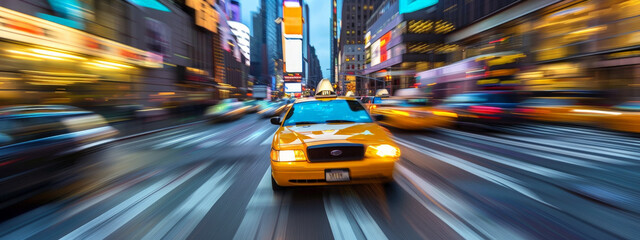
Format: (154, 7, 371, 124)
(0, 6, 162, 108)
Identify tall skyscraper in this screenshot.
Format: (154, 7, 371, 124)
(330, 0, 337, 83)
(338, 0, 383, 95)
(259, 0, 279, 85)
(228, 0, 241, 22)
(302, 3, 310, 86)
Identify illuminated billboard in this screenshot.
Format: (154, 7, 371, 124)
(283, 0, 303, 36)
(284, 82, 302, 93)
(370, 31, 392, 67)
(284, 38, 303, 73)
(399, 0, 438, 14)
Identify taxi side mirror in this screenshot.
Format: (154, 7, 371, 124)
(373, 114, 385, 121)
(270, 117, 281, 125)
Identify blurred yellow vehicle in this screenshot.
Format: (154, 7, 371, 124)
(514, 97, 608, 125)
(600, 101, 640, 134)
(268, 80, 399, 190)
(370, 97, 456, 130)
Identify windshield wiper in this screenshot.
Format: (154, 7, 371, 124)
(325, 120, 356, 123)
(292, 121, 320, 125)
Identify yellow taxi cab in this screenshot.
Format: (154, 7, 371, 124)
(599, 101, 640, 134)
(269, 79, 400, 190)
(369, 89, 456, 130)
(514, 97, 608, 125)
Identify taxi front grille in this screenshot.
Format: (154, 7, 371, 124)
(306, 144, 364, 162)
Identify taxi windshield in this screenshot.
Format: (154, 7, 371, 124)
(283, 100, 373, 126)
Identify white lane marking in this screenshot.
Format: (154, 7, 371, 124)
(437, 128, 633, 165)
(118, 128, 191, 147)
(143, 165, 237, 240)
(498, 135, 640, 160)
(261, 133, 274, 145)
(394, 164, 485, 239)
(197, 139, 224, 148)
(60, 163, 211, 240)
(272, 191, 292, 240)
(341, 190, 388, 240)
(416, 136, 577, 180)
(528, 125, 640, 144)
(232, 168, 273, 240)
(395, 138, 551, 208)
(323, 193, 359, 240)
(174, 128, 229, 148)
(510, 125, 640, 150)
(233, 126, 272, 145)
(0, 171, 160, 239)
(434, 132, 602, 169)
(153, 131, 211, 149)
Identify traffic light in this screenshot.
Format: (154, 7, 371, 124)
(385, 75, 391, 81)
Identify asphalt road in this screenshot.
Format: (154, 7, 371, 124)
(2, 115, 640, 240)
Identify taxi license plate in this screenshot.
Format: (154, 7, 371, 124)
(325, 169, 350, 182)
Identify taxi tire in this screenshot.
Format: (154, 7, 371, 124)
(271, 176, 285, 191)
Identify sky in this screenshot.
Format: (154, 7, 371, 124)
(239, 0, 341, 79)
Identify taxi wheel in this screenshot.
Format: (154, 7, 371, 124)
(271, 176, 285, 191)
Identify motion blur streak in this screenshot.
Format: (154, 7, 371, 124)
(2, 114, 640, 239)
(2, 0, 640, 239)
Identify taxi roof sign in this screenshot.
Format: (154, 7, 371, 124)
(315, 79, 336, 98)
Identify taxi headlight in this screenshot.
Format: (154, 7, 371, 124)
(271, 149, 306, 162)
(365, 144, 400, 158)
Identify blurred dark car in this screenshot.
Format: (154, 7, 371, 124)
(0, 105, 118, 208)
(438, 91, 522, 125)
(204, 98, 249, 122)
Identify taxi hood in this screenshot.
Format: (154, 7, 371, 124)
(273, 122, 393, 149)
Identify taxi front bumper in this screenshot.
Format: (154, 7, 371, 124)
(271, 159, 395, 187)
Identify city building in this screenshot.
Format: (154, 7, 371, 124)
(250, 0, 282, 91)
(338, 0, 383, 95)
(0, 0, 220, 109)
(308, 45, 324, 91)
(228, 0, 241, 22)
(363, 0, 457, 95)
(415, 0, 640, 102)
(302, 3, 310, 86)
(250, 10, 265, 84)
(228, 21, 251, 66)
(330, 0, 338, 83)
(217, 2, 248, 91)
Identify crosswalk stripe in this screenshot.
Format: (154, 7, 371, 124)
(232, 168, 273, 240)
(499, 135, 640, 160)
(437, 128, 633, 165)
(394, 164, 486, 239)
(142, 165, 237, 240)
(233, 125, 272, 145)
(60, 162, 211, 240)
(118, 128, 191, 147)
(415, 135, 577, 180)
(323, 193, 359, 240)
(153, 131, 211, 149)
(340, 190, 388, 240)
(395, 138, 552, 207)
